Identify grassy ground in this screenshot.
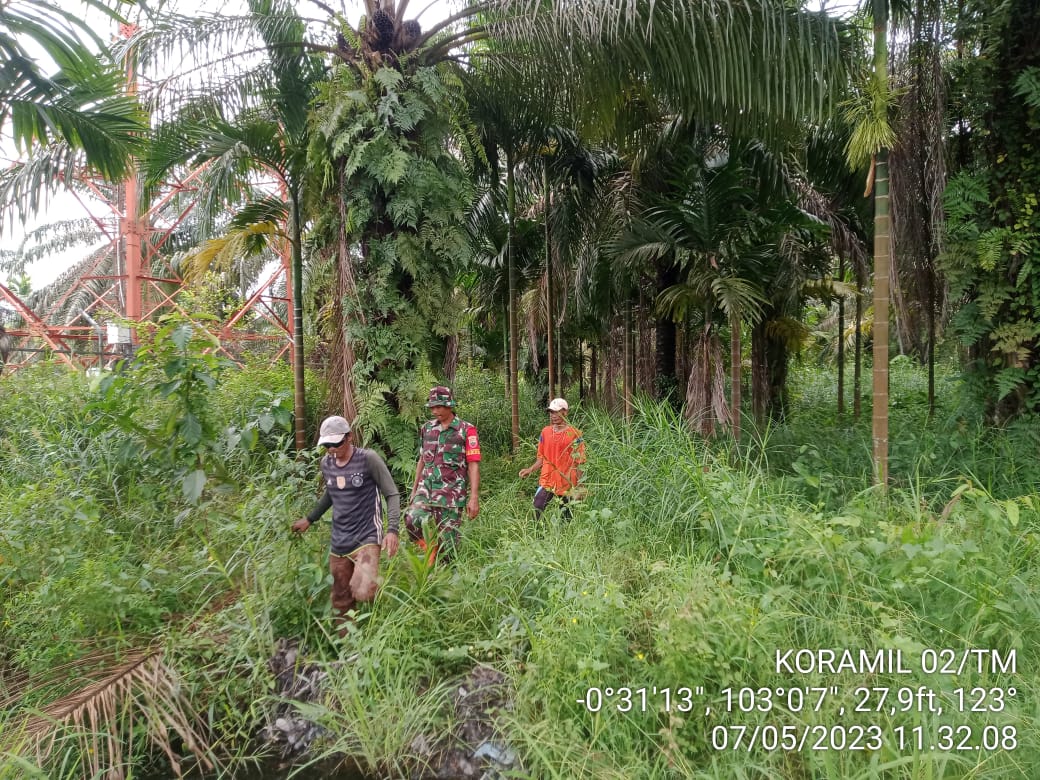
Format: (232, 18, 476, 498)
(1, 353, 1038, 779)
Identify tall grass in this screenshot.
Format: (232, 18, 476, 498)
(1, 356, 1038, 778)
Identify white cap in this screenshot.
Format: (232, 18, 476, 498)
(317, 415, 351, 445)
(547, 398, 569, 412)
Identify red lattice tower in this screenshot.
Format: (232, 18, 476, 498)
(0, 26, 293, 376)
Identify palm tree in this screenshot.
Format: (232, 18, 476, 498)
(845, 0, 897, 485)
(0, 0, 143, 188)
(870, 0, 893, 487)
(888, 0, 948, 417)
(614, 146, 771, 438)
(302, 5, 488, 469)
(465, 71, 558, 450)
(141, 0, 324, 450)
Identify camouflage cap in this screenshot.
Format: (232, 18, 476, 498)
(426, 385, 455, 408)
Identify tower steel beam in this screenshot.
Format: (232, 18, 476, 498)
(1, 24, 296, 378)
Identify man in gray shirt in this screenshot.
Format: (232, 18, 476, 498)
(292, 416, 400, 635)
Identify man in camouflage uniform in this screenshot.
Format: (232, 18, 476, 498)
(405, 386, 481, 561)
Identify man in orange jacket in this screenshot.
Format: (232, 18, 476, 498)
(519, 397, 585, 519)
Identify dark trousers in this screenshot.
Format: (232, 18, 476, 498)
(533, 486, 572, 520)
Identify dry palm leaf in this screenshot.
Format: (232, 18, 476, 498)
(4, 649, 216, 779)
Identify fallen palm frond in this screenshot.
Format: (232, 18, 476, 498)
(3, 649, 216, 779)
(0, 646, 126, 712)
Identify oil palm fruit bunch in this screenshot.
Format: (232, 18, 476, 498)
(371, 8, 395, 51)
(400, 19, 422, 50)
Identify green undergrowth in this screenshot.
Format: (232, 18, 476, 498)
(1, 350, 1038, 778)
(761, 359, 1040, 509)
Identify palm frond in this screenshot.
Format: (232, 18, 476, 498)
(1, 0, 145, 178)
(683, 328, 728, 436)
(493, 0, 852, 141)
(709, 274, 768, 323)
(765, 314, 811, 350)
(181, 221, 282, 284)
(0, 217, 104, 276)
(0, 144, 80, 229)
(4, 649, 216, 778)
(842, 76, 900, 168)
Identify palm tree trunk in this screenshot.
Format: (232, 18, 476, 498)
(927, 268, 935, 418)
(837, 256, 846, 415)
(289, 190, 307, 451)
(557, 328, 563, 393)
(544, 159, 555, 398)
(503, 310, 509, 405)
(677, 323, 688, 400)
(751, 320, 767, 424)
(766, 324, 790, 419)
(873, 149, 891, 486)
(686, 325, 725, 437)
(623, 298, 634, 419)
(604, 323, 618, 408)
(730, 312, 741, 443)
(443, 334, 459, 384)
(854, 271, 863, 420)
(872, 0, 891, 486)
(335, 189, 360, 428)
(655, 259, 679, 399)
(590, 343, 598, 399)
(577, 339, 584, 398)
(637, 286, 652, 393)
(890, 247, 909, 356)
(506, 150, 520, 452)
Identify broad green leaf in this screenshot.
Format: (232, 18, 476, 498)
(181, 469, 207, 503)
(241, 426, 259, 451)
(171, 324, 194, 350)
(180, 413, 203, 446)
(157, 379, 182, 398)
(259, 412, 275, 433)
(1005, 500, 1020, 527)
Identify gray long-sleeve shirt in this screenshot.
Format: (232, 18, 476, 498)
(306, 447, 401, 555)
